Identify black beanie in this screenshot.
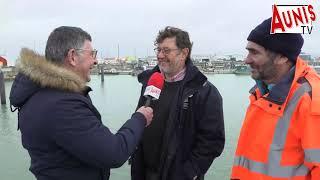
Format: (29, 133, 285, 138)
(247, 18, 304, 63)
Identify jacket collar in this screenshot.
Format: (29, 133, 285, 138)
(17, 48, 87, 93)
(10, 48, 89, 108)
(264, 66, 295, 104)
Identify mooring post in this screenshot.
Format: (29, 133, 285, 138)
(0, 70, 6, 104)
(100, 64, 104, 82)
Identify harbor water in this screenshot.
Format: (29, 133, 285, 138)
(0, 74, 255, 180)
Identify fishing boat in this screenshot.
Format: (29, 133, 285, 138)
(233, 65, 251, 75)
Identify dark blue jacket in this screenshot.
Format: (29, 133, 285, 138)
(10, 49, 146, 180)
(131, 61, 225, 180)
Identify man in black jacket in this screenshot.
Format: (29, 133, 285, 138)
(10, 26, 153, 180)
(131, 26, 225, 180)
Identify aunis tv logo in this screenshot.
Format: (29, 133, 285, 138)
(271, 4, 317, 34)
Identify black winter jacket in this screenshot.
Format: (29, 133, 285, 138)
(10, 49, 146, 180)
(131, 61, 225, 180)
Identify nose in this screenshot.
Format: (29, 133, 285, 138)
(244, 54, 251, 64)
(157, 51, 165, 59)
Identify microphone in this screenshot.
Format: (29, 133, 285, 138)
(143, 72, 164, 107)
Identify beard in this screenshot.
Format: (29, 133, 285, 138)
(251, 60, 277, 82)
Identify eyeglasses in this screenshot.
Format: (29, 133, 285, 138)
(154, 47, 180, 55)
(75, 49, 98, 59)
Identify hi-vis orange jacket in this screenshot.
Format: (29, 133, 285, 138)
(231, 58, 320, 180)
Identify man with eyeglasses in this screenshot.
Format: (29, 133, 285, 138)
(10, 26, 153, 180)
(131, 26, 225, 180)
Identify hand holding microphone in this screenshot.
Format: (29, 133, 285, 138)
(137, 106, 153, 127)
(136, 72, 164, 127)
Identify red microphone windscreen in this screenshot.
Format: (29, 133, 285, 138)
(147, 72, 164, 90)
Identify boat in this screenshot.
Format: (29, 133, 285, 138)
(98, 68, 120, 75)
(1, 66, 18, 80)
(233, 65, 251, 75)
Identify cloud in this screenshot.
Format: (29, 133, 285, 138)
(0, 0, 319, 65)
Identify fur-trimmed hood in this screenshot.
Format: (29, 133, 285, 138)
(10, 48, 87, 108)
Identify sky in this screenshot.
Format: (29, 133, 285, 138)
(0, 0, 319, 65)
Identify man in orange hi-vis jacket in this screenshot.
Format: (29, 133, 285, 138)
(231, 17, 320, 180)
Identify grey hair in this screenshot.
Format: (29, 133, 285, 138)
(155, 26, 193, 61)
(45, 26, 91, 64)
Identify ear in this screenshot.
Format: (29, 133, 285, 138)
(181, 48, 189, 61)
(65, 49, 78, 67)
(274, 55, 289, 65)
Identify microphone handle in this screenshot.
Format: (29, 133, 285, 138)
(145, 96, 152, 107)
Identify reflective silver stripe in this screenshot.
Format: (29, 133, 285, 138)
(234, 156, 309, 177)
(305, 149, 320, 163)
(234, 82, 311, 178)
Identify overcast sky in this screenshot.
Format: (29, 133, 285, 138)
(1, 0, 319, 65)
